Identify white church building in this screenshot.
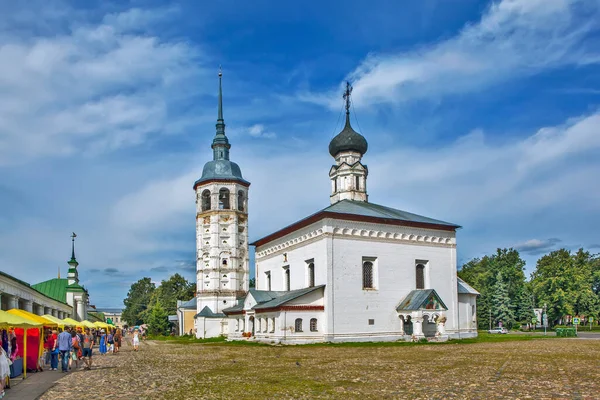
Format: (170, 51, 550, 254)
(195, 77, 478, 342)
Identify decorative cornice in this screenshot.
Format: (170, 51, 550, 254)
(256, 221, 456, 259)
(255, 305, 325, 313)
(194, 179, 250, 191)
(251, 210, 456, 248)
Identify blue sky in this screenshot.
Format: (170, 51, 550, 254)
(1, 0, 599, 308)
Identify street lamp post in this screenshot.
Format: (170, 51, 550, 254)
(543, 303, 547, 336)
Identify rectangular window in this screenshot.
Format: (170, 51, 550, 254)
(368, 319, 375, 325)
(362, 257, 377, 289)
(355, 176, 360, 190)
(283, 266, 290, 291)
(265, 271, 271, 291)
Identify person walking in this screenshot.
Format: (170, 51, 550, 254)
(48, 330, 59, 371)
(132, 329, 140, 351)
(99, 330, 107, 355)
(81, 328, 94, 371)
(114, 329, 122, 353)
(70, 331, 80, 370)
(56, 327, 72, 373)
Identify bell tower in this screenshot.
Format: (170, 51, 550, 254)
(193, 69, 250, 337)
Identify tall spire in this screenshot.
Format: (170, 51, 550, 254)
(212, 66, 231, 161)
(68, 232, 79, 267)
(218, 66, 224, 122)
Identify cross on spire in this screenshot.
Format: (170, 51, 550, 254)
(343, 81, 353, 115)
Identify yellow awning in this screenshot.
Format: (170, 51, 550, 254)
(7, 309, 58, 327)
(94, 321, 110, 329)
(0, 310, 42, 329)
(81, 320, 96, 328)
(61, 317, 83, 328)
(42, 314, 65, 328)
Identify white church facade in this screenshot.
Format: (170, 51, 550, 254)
(195, 77, 478, 342)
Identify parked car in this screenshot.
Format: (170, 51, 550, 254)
(488, 327, 508, 334)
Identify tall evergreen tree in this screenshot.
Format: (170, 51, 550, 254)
(459, 248, 526, 329)
(491, 272, 514, 328)
(147, 302, 170, 336)
(514, 285, 535, 326)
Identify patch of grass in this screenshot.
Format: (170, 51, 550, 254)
(148, 335, 228, 344)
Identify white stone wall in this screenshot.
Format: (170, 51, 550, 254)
(195, 317, 224, 339)
(456, 293, 478, 338)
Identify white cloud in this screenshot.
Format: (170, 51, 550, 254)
(101, 109, 600, 272)
(302, 0, 600, 108)
(0, 6, 203, 165)
(247, 124, 277, 139)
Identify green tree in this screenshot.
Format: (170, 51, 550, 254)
(151, 273, 196, 316)
(491, 272, 514, 328)
(531, 248, 599, 324)
(146, 302, 170, 336)
(122, 277, 156, 326)
(249, 278, 256, 288)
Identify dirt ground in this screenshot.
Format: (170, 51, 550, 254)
(40, 336, 600, 399)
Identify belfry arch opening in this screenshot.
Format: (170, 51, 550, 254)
(201, 190, 211, 211)
(238, 190, 245, 212)
(219, 188, 230, 209)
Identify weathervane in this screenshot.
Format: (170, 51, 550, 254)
(343, 81, 353, 114)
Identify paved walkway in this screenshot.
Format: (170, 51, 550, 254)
(5, 369, 66, 400)
(5, 335, 140, 399)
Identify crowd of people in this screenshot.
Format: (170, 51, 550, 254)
(43, 326, 129, 373)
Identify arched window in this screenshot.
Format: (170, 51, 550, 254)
(284, 267, 290, 291)
(362, 261, 373, 289)
(295, 318, 303, 332)
(237, 190, 245, 212)
(416, 264, 425, 289)
(201, 190, 211, 211)
(218, 188, 230, 209)
(310, 318, 317, 332)
(308, 263, 315, 287)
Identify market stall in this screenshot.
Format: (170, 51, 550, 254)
(0, 310, 42, 379)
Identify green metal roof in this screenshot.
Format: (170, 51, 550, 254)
(324, 200, 460, 228)
(253, 285, 325, 311)
(178, 299, 196, 310)
(194, 306, 225, 319)
(396, 289, 447, 311)
(32, 278, 68, 303)
(457, 278, 480, 295)
(251, 199, 460, 247)
(223, 286, 325, 314)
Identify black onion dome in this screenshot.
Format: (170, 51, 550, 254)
(328, 114, 368, 157)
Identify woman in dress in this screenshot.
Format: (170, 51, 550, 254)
(99, 330, 107, 355)
(0, 337, 10, 399)
(132, 329, 140, 351)
(70, 331, 80, 370)
(114, 329, 122, 353)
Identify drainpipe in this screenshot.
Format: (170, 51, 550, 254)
(283, 311, 287, 341)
